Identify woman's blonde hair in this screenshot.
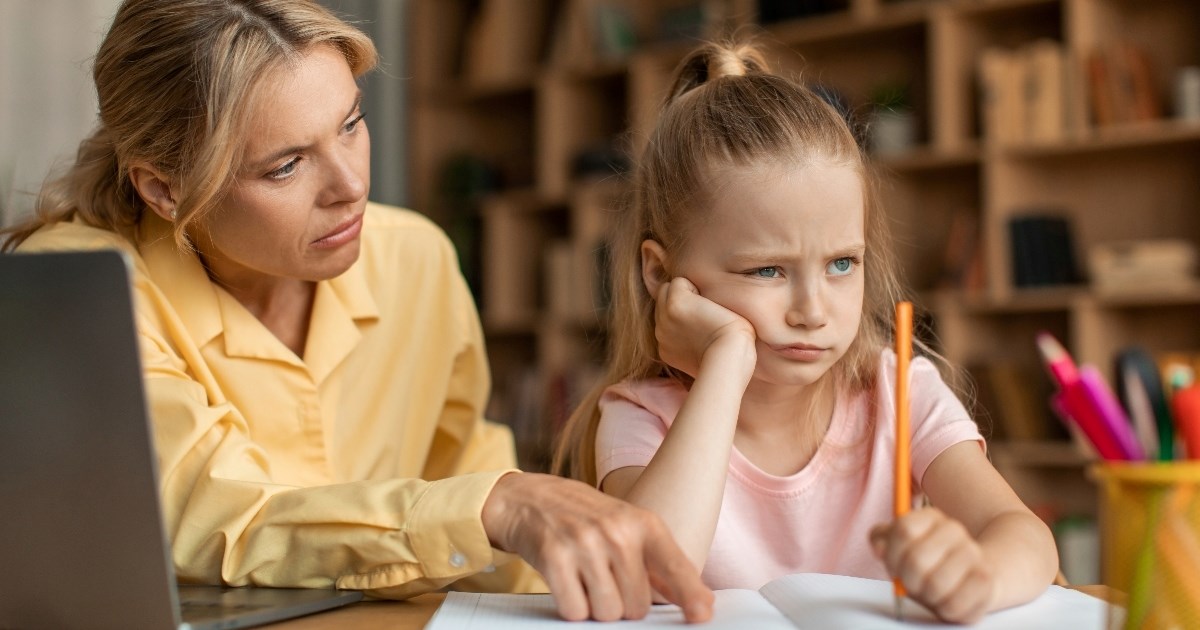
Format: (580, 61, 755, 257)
(1, 0, 376, 251)
(552, 41, 913, 485)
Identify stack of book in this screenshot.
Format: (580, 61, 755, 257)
(978, 38, 1161, 144)
(1008, 214, 1083, 288)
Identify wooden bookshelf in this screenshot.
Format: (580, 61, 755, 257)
(407, 0, 1200, 553)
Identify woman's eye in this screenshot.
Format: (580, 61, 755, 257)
(268, 158, 299, 180)
(344, 111, 367, 133)
(752, 267, 780, 278)
(828, 257, 856, 276)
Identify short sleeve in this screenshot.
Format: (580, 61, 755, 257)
(905, 356, 985, 490)
(593, 382, 676, 486)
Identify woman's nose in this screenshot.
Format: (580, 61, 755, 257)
(321, 149, 367, 206)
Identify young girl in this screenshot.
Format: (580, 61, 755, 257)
(553, 41, 1058, 624)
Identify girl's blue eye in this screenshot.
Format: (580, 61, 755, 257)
(828, 257, 855, 276)
(752, 267, 780, 278)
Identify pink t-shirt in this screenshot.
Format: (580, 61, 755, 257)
(595, 349, 984, 590)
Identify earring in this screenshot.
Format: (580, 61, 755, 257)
(169, 209, 177, 221)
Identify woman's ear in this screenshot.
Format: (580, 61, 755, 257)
(128, 163, 178, 222)
(640, 239, 671, 298)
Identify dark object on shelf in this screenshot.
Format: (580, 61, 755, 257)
(594, 239, 613, 312)
(437, 154, 501, 302)
(1008, 213, 1083, 288)
(809, 83, 866, 148)
(757, 0, 846, 25)
(570, 142, 632, 180)
(658, 2, 707, 42)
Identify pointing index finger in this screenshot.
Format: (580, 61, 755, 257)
(643, 531, 713, 623)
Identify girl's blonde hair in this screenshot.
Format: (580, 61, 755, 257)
(552, 41, 911, 485)
(1, 0, 376, 252)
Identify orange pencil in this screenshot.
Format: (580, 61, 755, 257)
(894, 301, 913, 620)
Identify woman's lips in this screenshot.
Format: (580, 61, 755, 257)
(312, 214, 363, 249)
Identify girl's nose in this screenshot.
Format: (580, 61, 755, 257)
(785, 281, 828, 329)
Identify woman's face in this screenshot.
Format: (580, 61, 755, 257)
(191, 44, 370, 286)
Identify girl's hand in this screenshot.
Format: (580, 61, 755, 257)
(869, 507, 997, 625)
(653, 277, 756, 379)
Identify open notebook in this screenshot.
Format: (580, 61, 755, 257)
(427, 573, 1120, 629)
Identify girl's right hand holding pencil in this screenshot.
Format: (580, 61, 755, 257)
(870, 506, 996, 624)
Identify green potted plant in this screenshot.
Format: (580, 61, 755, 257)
(867, 82, 917, 155)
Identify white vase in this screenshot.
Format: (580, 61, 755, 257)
(869, 109, 917, 156)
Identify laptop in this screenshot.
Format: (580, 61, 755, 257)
(0, 250, 363, 630)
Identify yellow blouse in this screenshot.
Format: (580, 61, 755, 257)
(18, 203, 544, 598)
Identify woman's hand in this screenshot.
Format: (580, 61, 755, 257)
(869, 507, 997, 625)
(482, 472, 714, 623)
(653, 277, 756, 380)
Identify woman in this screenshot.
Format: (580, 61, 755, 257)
(1, 0, 711, 622)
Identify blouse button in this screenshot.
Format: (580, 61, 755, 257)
(449, 551, 467, 568)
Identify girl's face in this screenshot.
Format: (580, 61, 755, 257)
(190, 44, 370, 285)
(672, 161, 866, 389)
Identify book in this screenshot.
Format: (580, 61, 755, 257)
(1024, 40, 1066, 143)
(1088, 239, 1199, 295)
(1119, 40, 1162, 122)
(981, 361, 1061, 441)
(462, 0, 553, 85)
(426, 573, 1117, 629)
(938, 209, 980, 291)
(978, 47, 1024, 145)
(1008, 214, 1081, 288)
(1086, 41, 1162, 127)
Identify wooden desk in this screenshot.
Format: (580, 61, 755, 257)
(263, 586, 1121, 630)
(262, 593, 446, 630)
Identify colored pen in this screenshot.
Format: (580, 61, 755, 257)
(1120, 364, 1160, 461)
(1116, 348, 1173, 461)
(894, 301, 912, 621)
(1035, 333, 1143, 460)
(1170, 384, 1200, 459)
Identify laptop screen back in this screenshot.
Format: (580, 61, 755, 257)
(0, 250, 182, 629)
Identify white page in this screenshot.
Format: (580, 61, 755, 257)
(760, 573, 1121, 629)
(427, 590, 794, 629)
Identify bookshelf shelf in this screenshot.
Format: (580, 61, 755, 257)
(990, 440, 1093, 469)
(945, 0, 1060, 19)
(876, 143, 982, 173)
(1092, 286, 1200, 308)
(434, 77, 537, 102)
(483, 320, 539, 337)
(1002, 120, 1200, 159)
(764, 5, 926, 47)
(949, 287, 1082, 314)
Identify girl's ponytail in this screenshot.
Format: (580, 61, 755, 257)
(666, 41, 770, 105)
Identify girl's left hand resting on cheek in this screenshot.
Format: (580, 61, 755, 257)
(652, 276, 757, 380)
(869, 507, 997, 625)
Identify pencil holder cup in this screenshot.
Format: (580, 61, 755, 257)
(1093, 462, 1200, 630)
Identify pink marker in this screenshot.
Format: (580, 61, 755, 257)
(1036, 332, 1143, 461)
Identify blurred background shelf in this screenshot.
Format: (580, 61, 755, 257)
(409, 0, 1200, 583)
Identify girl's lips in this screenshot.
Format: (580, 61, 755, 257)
(772, 344, 827, 361)
(312, 214, 363, 249)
